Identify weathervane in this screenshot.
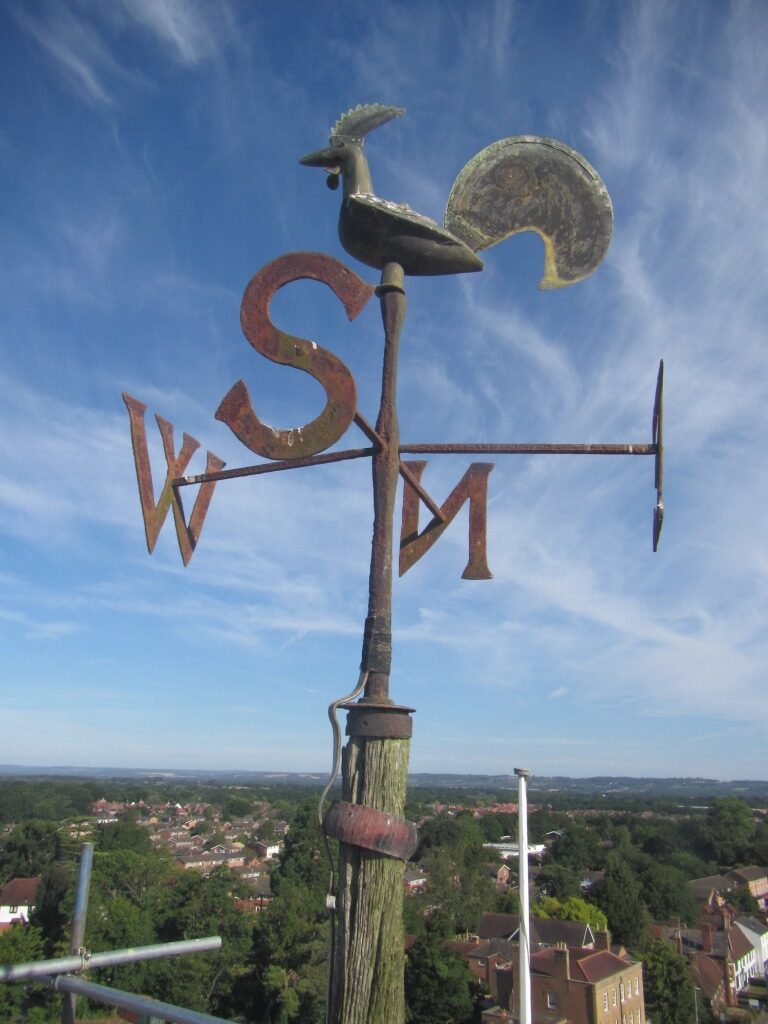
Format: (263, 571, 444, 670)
(123, 103, 664, 1024)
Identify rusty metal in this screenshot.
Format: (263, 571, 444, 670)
(400, 460, 493, 579)
(173, 447, 374, 487)
(323, 800, 418, 860)
(652, 359, 664, 552)
(354, 411, 446, 521)
(400, 442, 655, 455)
(216, 252, 374, 459)
(344, 703, 414, 739)
(446, 135, 613, 288)
(123, 394, 224, 566)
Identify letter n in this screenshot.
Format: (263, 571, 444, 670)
(399, 461, 493, 579)
(123, 394, 225, 566)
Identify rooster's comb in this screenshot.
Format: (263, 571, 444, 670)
(330, 103, 405, 144)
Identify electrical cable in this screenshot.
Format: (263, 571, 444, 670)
(319, 669, 368, 1024)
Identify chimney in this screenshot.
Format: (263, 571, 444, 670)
(700, 923, 713, 953)
(594, 929, 611, 951)
(554, 942, 570, 980)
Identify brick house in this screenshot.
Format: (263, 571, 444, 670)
(482, 939, 646, 1024)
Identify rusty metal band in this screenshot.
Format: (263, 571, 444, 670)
(323, 800, 418, 861)
(345, 705, 413, 738)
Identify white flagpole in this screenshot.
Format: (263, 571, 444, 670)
(515, 768, 532, 1024)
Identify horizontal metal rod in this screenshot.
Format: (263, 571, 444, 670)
(173, 446, 374, 486)
(399, 443, 656, 455)
(0, 936, 222, 983)
(53, 975, 233, 1024)
(173, 441, 657, 489)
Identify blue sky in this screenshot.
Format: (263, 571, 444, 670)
(1, 1, 766, 779)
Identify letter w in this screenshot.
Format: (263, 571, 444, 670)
(399, 461, 493, 579)
(123, 394, 225, 566)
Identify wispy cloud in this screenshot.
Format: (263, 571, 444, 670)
(0, 607, 80, 642)
(15, 4, 144, 108)
(120, 0, 231, 66)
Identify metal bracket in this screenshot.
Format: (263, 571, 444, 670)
(323, 800, 418, 860)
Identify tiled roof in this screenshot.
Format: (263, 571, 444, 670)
(0, 877, 41, 906)
(531, 947, 633, 984)
(728, 926, 754, 961)
(728, 866, 767, 883)
(692, 954, 725, 1000)
(689, 875, 733, 897)
(735, 915, 768, 937)
(570, 949, 634, 984)
(534, 919, 593, 948)
(447, 940, 485, 958)
(478, 913, 518, 939)
(472, 939, 517, 962)
(477, 913, 593, 948)
(657, 924, 755, 964)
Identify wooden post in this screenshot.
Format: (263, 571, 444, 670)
(330, 263, 412, 1024)
(332, 738, 410, 1024)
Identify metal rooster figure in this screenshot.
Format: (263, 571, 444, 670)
(300, 102, 613, 285)
(123, 103, 663, 1024)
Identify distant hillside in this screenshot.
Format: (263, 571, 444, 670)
(1, 765, 767, 799)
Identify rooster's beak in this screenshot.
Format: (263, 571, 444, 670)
(300, 147, 341, 174)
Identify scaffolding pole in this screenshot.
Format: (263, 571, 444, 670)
(53, 974, 233, 1024)
(62, 841, 94, 1024)
(0, 936, 222, 983)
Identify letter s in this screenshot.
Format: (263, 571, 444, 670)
(215, 252, 374, 460)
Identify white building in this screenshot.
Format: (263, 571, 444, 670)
(0, 877, 40, 930)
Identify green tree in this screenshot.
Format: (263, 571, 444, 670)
(533, 895, 608, 931)
(635, 860, 698, 925)
(221, 794, 254, 820)
(589, 854, 649, 949)
(494, 887, 520, 915)
(96, 818, 153, 854)
(728, 887, 760, 915)
(152, 865, 253, 1017)
(549, 823, 603, 872)
(642, 938, 695, 1024)
(415, 814, 494, 936)
(536, 863, 580, 900)
(0, 925, 52, 1021)
(404, 936, 475, 1024)
(698, 798, 755, 865)
(241, 799, 331, 1024)
(32, 860, 76, 954)
(0, 822, 62, 882)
